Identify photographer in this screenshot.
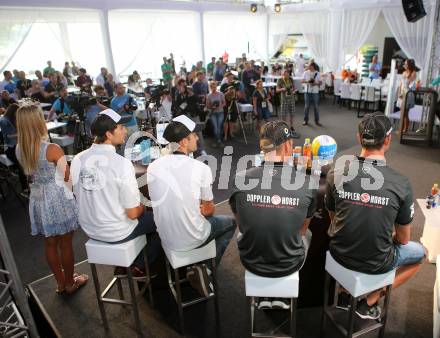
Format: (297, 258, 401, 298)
(110, 83, 139, 137)
(301, 62, 322, 126)
(47, 87, 73, 121)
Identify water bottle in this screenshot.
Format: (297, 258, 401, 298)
(140, 139, 151, 165)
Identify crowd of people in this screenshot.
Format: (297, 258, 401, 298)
(0, 53, 426, 330)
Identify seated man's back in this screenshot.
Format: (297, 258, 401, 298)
(326, 155, 413, 274)
(147, 152, 212, 251)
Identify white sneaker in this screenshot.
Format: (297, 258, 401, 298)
(271, 299, 290, 310)
(258, 298, 272, 310)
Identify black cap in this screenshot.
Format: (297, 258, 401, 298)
(358, 113, 393, 146)
(259, 121, 293, 152)
(163, 115, 202, 143)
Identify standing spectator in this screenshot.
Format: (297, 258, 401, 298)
(161, 57, 173, 89)
(192, 71, 209, 106)
(63, 62, 73, 85)
(220, 77, 239, 141)
(71, 61, 80, 76)
(241, 62, 260, 101)
(206, 80, 226, 147)
(207, 57, 216, 78)
(369, 55, 382, 80)
(214, 57, 228, 82)
(43, 61, 56, 77)
(272, 63, 282, 75)
(252, 80, 271, 131)
(295, 54, 306, 77)
(398, 59, 417, 133)
(104, 73, 115, 97)
(16, 103, 88, 294)
(0, 104, 28, 191)
(276, 69, 300, 138)
(169, 53, 176, 75)
(302, 62, 322, 126)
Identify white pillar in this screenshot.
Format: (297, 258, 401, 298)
(59, 22, 73, 62)
(99, 10, 116, 78)
(199, 10, 206, 65)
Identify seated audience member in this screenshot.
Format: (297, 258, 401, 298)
(12, 70, 20, 83)
(75, 68, 93, 94)
(229, 121, 316, 308)
(341, 67, 357, 83)
(0, 71, 16, 95)
(43, 60, 56, 77)
(272, 63, 282, 76)
(128, 71, 141, 88)
(156, 89, 173, 122)
(71, 61, 80, 76)
(47, 87, 72, 121)
(0, 104, 28, 191)
(95, 67, 108, 86)
(44, 73, 62, 103)
(84, 85, 107, 137)
(110, 83, 138, 137)
(147, 115, 235, 296)
(56, 71, 68, 88)
(35, 70, 50, 87)
(16, 71, 31, 99)
(71, 109, 160, 277)
(325, 114, 426, 319)
(26, 80, 47, 103)
(0, 91, 17, 109)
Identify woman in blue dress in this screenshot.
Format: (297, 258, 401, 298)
(16, 103, 88, 294)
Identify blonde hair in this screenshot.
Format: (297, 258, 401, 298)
(16, 103, 48, 174)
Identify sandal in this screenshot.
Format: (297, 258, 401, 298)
(66, 273, 89, 295)
(56, 273, 81, 294)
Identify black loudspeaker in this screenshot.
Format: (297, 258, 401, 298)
(402, 0, 427, 22)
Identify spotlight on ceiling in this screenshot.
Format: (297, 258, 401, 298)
(274, 3, 281, 12)
(250, 3, 258, 13)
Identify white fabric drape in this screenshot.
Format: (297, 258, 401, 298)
(109, 10, 202, 79)
(203, 12, 267, 61)
(382, 2, 435, 83)
(268, 13, 300, 57)
(297, 11, 330, 70)
(0, 8, 106, 76)
(342, 8, 381, 65)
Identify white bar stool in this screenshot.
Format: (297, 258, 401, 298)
(321, 251, 396, 338)
(245, 270, 299, 338)
(163, 240, 218, 334)
(86, 235, 153, 337)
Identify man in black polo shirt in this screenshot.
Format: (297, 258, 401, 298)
(229, 121, 317, 309)
(325, 113, 426, 320)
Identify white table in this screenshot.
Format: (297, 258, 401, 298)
(417, 198, 440, 263)
(46, 121, 67, 131)
(251, 82, 277, 88)
(66, 86, 80, 93)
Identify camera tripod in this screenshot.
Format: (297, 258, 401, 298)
(73, 118, 92, 154)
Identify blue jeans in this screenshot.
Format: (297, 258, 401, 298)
(256, 106, 271, 121)
(304, 92, 320, 122)
(210, 112, 224, 142)
(198, 215, 236, 266)
(393, 241, 425, 268)
(109, 212, 161, 269)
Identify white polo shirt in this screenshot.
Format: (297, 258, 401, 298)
(147, 153, 213, 251)
(71, 143, 140, 242)
(303, 70, 321, 94)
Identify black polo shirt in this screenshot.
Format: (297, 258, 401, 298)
(229, 162, 317, 277)
(325, 156, 414, 274)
